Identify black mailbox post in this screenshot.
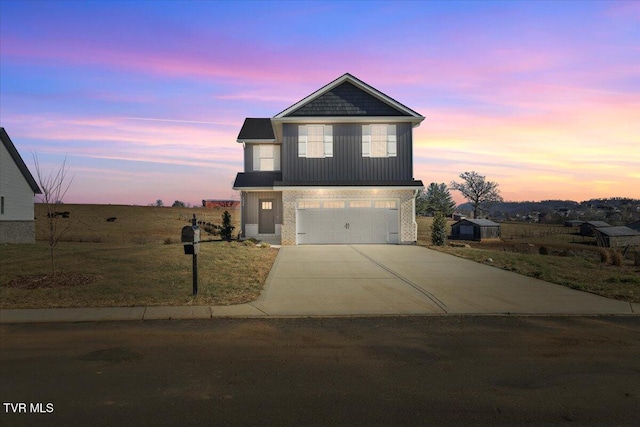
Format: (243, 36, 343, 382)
(181, 215, 200, 295)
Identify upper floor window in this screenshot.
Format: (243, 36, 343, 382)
(362, 124, 396, 158)
(298, 125, 333, 158)
(253, 144, 280, 171)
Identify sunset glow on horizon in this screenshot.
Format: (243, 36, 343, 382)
(1, 1, 638, 206)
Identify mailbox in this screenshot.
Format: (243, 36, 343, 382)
(181, 224, 200, 255)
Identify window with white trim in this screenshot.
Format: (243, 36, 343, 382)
(298, 125, 333, 158)
(252, 144, 280, 171)
(362, 124, 396, 158)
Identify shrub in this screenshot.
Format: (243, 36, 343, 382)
(259, 242, 271, 249)
(430, 212, 447, 246)
(599, 248, 611, 264)
(538, 246, 549, 255)
(610, 249, 623, 267)
(242, 240, 255, 247)
(217, 211, 235, 242)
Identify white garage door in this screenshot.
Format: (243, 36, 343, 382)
(296, 200, 399, 244)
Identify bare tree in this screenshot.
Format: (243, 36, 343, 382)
(33, 153, 73, 276)
(450, 171, 503, 219)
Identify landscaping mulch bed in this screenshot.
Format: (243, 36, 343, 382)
(4, 272, 97, 290)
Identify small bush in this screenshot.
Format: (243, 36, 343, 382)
(599, 248, 611, 264)
(259, 242, 271, 249)
(242, 240, 255, 247)
(163, 237, 174, 245)
(538, 246, 549, 255)
(610, 249, 623, 267)
(430, 212, 447, 246)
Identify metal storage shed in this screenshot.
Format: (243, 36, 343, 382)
(579, 221, 611, 237)
(594, 226, 640, 248)
(450, 219, 501, 241)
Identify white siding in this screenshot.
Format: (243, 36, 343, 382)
(0, 142, 36, 221)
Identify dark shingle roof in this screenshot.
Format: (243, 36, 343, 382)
(287, 81, 408, 117)
(275, 73, 424, 120)
(233, 172, 282, 189)
(237, 118, 275, 141)
(0, 127, 41, 194)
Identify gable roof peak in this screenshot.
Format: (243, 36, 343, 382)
(273, 73, 424, 124)
(0, 127, 42, 194)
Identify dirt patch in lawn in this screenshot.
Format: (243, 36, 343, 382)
(4, 272, 97, 290)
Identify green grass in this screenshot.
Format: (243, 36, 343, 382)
(1, 205, 277, 308)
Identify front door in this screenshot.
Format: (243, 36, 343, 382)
(258, 199, 275, 234)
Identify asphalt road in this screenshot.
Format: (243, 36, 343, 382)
(1, 316, 639, 426)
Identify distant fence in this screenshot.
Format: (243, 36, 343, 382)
(202, 200, 241, 209)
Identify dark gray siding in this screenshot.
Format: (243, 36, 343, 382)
(281, 123, 413, 183)
(244, 144, 253, 171)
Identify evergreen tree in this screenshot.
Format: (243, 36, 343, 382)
(416, 183, 456, 217)
(431, 212, 447, 246)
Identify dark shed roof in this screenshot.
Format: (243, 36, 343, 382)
(0, 127, 41, 194)
(594, 226, 640, 237)
(455, 219, 500, 227)
(237, 118, 275, 141)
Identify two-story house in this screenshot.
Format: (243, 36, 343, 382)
(233, 73, 424, 245)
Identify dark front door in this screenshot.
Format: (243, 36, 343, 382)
(258, 199, 275, 234)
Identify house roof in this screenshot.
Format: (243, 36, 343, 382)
(233, 172, 282, 189)
(582, 221, 611, 228)
(273, 73, 424, 125)
(454, 219, 500, 227)
(237, 118, 275, 142)
(0, 127, 41, 194)
(594, 226, 640, 237)
(274, 180, 424, 188)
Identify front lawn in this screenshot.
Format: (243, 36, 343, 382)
(0, 241, 277, 309)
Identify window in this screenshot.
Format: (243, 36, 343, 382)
(298, 125, 333, 158)
(362, 124, 396, 158)
(349, 201, 370, 208)
(253, 145, 280, 171)
(261, 201, 273, 210)
(298, 201, 321, 209)
(0, 196, 4, 215)
(323, 201, 345, 209)
(374, 200, 397, 209)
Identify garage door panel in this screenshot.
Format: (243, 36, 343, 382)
(297, 202, 399, 245)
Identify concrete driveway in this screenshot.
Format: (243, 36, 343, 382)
(251, 245, 638, 316)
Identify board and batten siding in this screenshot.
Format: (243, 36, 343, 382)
(242, 191, 283, 225)
(0, 141, 36, 221)
(281, 123, 413, 182)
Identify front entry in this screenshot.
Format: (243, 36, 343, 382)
(258, 199, 275, 234)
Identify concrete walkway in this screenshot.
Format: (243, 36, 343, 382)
(1, 245, 637, 323)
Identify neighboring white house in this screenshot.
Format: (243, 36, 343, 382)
(0, 127, 42, 243)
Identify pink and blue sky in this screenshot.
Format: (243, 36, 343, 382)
(1, 0, 638, 206)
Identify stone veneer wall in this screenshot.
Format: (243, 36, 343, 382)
(0, 220, 36, 244)
(281, 189, 417, 245)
